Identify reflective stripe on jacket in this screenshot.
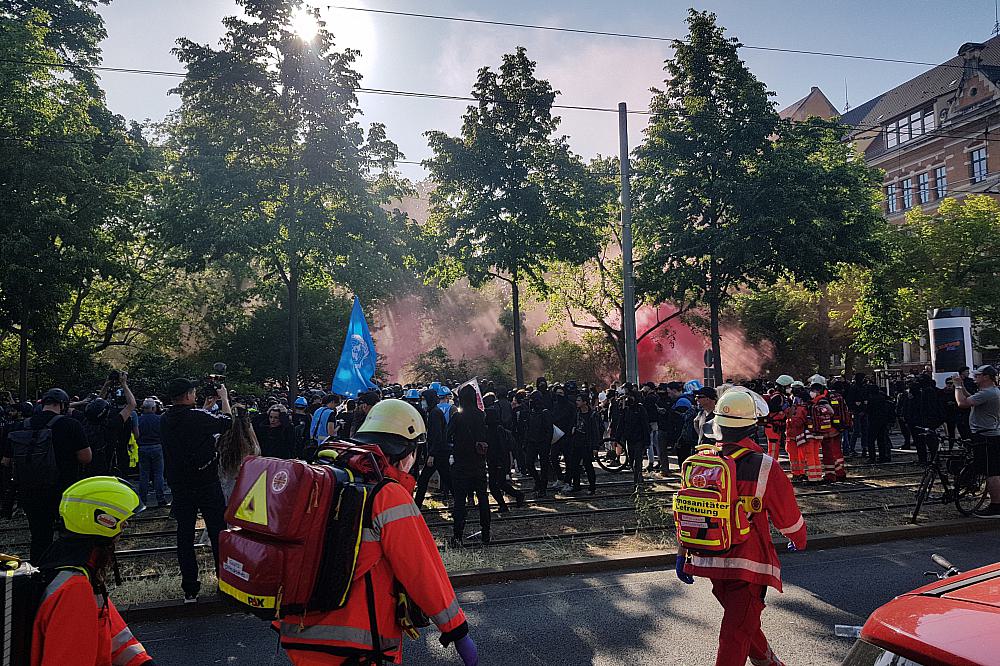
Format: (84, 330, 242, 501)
(685, 438, 807, 592)
(278, 472, 467, 664)
(31, 570, 151, 666)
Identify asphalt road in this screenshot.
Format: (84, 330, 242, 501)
(132, 530, 1000, 666)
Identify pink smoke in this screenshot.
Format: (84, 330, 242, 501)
(635, 306, 773, 383)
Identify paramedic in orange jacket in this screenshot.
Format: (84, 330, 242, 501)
(277, 399, 478, 666)
(676, 388, 807, 666)
(31, 476, 153, 666)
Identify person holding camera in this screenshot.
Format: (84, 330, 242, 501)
(83, 371, 137, 477)
(160, 377, 233, 601)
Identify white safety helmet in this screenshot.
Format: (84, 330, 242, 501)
(807, 374, 828, 388)
(711, 386, 769, 430)
(775, 375, 794, 388)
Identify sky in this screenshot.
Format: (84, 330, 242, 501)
(95, 0, 999, 182)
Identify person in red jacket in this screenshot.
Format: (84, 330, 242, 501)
(31, 476, 153, 666)
(277, 399, 478, 666)
(676, 388, 807, 666)
(807, 375, 847, 482)
(785, 383, 822, 484)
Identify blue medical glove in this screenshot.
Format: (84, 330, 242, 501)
(676, 554, 694, 584)
(455, 635, 479, 666)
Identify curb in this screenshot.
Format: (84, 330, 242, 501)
(123, 518, 1000, 623)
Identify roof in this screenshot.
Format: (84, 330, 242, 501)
(840, 35, 1000, 131)
(779, 87, 839, 121)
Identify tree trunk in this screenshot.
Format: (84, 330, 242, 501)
(709, 293, 723, 385)
(288, 262, 300, 401)
(18, 326, 28, 402)
(511, 277, 525, 387)
(817, 286, 832, 376)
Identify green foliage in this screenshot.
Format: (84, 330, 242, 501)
(532, 334, 619, 387)
(849, 196, 1000, 359)
(423, 47, 605, 384)
(0, 10, 163, 398)
(159, 0, 414, 393)
(634, 10, 883, 381)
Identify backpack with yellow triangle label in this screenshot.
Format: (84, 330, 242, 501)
(218, 445, 391, 619)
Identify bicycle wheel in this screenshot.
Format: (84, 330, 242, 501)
(596, 438, 626, 472)
(911, 465, 936, 523)
(955, 463, 989, 516)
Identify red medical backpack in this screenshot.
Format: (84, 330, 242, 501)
(218, 445, 389, 618)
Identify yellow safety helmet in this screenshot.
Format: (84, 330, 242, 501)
(355, 399, 426, 461)
(60, 476, 144, 538)
(712, 387, 769, 429)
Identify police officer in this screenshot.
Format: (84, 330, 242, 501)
(676, 388, 807, 666)
(277, 400, 478, 665)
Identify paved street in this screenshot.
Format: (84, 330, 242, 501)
(132, 529, 1000, 665)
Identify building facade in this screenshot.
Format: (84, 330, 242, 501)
(841, 38, 1000, 220)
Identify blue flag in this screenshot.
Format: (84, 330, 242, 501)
(332, 296, 378, 398)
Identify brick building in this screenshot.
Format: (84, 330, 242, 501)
(841, 37, 1000, 219)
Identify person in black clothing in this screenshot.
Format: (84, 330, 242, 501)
(449, 385, 490, 546)
(253, 404, 296, 458)
(524, 391, 554, 497)
(414, 388, 451, 508)
(83, 373, 137, 476)
(510, 389, 529, 475)
(567, 393, 600, 494)
(483, 393, 525, 512)
(895, 382, 914, 449)
(548, 385, 575, 484)
(864, 386, 895, 463)
(1, 388, 92, 561)
(619, 391, 651, 490)
(903, 375, 946, 465)
(160, 377, 232, 601)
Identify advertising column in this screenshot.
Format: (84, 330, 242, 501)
(927, 307, 973, 388)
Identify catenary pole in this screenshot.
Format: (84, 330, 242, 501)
(619, 102, 639, 384)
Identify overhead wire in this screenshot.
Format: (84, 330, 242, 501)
(2, 57, 997, 147)
(324, 5, 967, 70)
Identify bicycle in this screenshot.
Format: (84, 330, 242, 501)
(596, 436, 631, 473)
(910, 427, 955, 523)
(952, 440, 989, 516)
(910, 429, 987, 522)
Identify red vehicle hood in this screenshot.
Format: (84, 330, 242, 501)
(862, 562, 1000, 666)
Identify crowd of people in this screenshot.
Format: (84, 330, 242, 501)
(3, 361, 999, 665)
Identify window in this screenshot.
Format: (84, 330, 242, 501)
(886, 183, 898, 214)
(918, 172, 930, 204)
(971, 147, 988, 183)
(935, 166, 947, 198)
(902, 178, 913, 209)
(885, 107, 935, 148)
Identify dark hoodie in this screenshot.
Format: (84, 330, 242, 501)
(448, 385, 487, 478)
(421, 389, 449, 458)
(484, 403, 511, 466)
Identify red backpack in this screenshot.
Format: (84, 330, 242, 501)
(673, 447, 763, 555)
(826, 391, 852, 432)
(807, 400, 836, 437)
(217, 443, 391, 618)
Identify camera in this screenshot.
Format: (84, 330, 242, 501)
(203, 362, 228, 397)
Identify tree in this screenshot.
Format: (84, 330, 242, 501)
(634, 10, 883, 383)
(849, 196, 1000, 361)
(423, 47, 604, 386)
(531, 157, 692, 380)
(0, 10, 152, 399)
(160, 0, 412, 400)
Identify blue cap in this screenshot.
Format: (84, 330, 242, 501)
(684, 380, 703, 393)
(437, 385, 452, 397)
(404, 388, 420, 400)
(294, 396, 308, 407)
(429, 381, 442, 392)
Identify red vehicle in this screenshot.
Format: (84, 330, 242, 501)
(843, 555, 1000, 666)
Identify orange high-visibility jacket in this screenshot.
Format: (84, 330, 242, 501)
(277, 468, 468, 665)
(31, 569, 151, 666)
(685, 439, 807, 592)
